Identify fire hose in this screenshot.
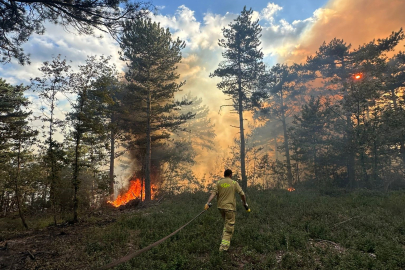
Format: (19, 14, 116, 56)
(97, 203, 213, 270)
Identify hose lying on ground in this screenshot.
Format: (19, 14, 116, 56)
(97, 208, 209, 270)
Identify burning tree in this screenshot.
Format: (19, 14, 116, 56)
(119, 19, 193, 201)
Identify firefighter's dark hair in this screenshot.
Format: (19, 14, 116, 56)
(224, 169, 232, 177)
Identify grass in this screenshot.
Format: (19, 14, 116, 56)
(88, 188, 405, 269)
(2, 188, 405, 269)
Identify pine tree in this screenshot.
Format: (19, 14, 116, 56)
(0, 79, 37, 228)
(289, 96, 339, 186)
(31, 55, 70, 224)
(119, 19, 192, 201)
(306, 29, 404, 188)
(68, 55, 117, 222)
(380, 52, 405, 163)
(83, 68, 123, 198)
(210, 6, 265, 190)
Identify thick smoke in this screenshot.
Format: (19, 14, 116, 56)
(282, 0, 405, 64)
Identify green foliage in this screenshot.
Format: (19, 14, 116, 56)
(2, 189, 405, 269)
(0, 78, 38, 228)
(31, 55, 71, 224)
(119, 18, 192, 201)
(67, 55, 119, 222)
(210, 6, 265, 191)
(0, 0, 149, 65)
(75, 190, 405, 269)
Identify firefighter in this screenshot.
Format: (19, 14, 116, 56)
(204, 169, 249, 251)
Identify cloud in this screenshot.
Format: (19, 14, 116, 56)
(3, 22, 123, 85)
(261, 3, 283, 22)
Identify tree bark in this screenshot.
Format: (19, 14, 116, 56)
(73, 127, 80, 223)
(274, 137, 278, 161)
(73, 94, 85, 223)
(280, 93, 293, 187)
(15, 138, 28, 229)
(145, 87, 152, 201)
(49, 91, 57, 225)
(342, 59, 355, 189)
(346, 110, 356, 189)
(109, 113, 115, 197)
(238, 59, 247, 191)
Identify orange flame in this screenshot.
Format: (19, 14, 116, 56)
(108, 179, 156, 207)
(287, 187, 295, 192)
(354, 73, 362, 80)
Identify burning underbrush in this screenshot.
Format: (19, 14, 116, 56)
(108, 178, 157, 208)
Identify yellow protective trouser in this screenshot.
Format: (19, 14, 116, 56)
(219, 209, 235, 251)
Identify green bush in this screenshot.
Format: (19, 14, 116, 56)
(4, 188, 405, 269)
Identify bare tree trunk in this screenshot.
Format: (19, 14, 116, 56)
(145, 88, 152, 202)
(141, 177, 144, 202)
(109, 113, 115, 198)
(342, 59, 355, 189)
(73, 95, 85, 223)
(73, 129, 81, 223)
(15, 139, 28, 229)
(238, 59, 247, 191)
(280, 94, 293, 188)
(346, 114, 356, 189)
(274, 137, 278, 161)
(49, 92, 57, 225)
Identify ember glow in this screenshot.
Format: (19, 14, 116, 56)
(108, 179, 157, 207)
(354, 73, 362, 80)
(287, 187, 296, 192)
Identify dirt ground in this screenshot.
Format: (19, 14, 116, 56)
(0, 199, 153, 270)
(0, 212, 119, 270)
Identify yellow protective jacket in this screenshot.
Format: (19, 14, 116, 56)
(212, 177, 245, 211)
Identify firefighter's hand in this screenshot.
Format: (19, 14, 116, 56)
(244, 203, 251, 213)
(204, 203, 212, 210)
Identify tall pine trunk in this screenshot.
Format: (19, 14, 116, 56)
(109, 113, 115, 198)
(73, 129, 81, 223)
(144, 88, 152, 202)
(342, 60, 355, 189)
(346, 111, 356, 189)
(238, 61, 247, 191)
(73, 95, 84, 223)
(49, 95, 57, 225)
(15, 138, 28, 229)
(274, 137, 278, 161)
(280, 93, 293, 187)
